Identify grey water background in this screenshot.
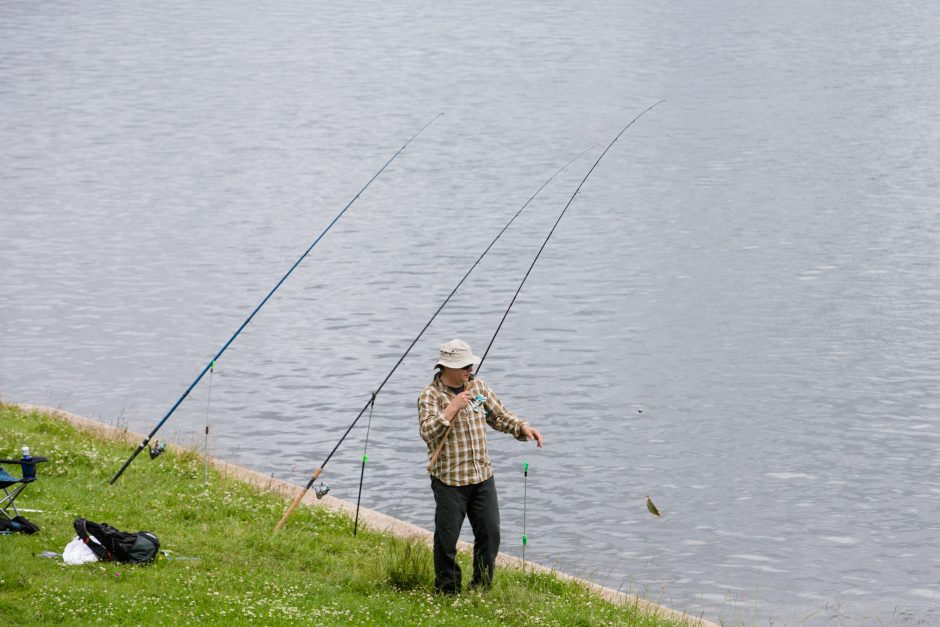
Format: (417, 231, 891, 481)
(2, 1, 939, 623)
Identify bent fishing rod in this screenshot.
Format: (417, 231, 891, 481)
(274, 148, 592, 532)
(350, 145, 596, 536)
(109, 114, 443, 485)
(427, 100, 665, 469)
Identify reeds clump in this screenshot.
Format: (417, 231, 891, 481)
(384, 536, 434, 591)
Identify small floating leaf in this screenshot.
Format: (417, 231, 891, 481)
(646, 496, 661, 517)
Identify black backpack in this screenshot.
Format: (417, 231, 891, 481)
(74, 518, 160, 564)
(0, 515, 39, 534)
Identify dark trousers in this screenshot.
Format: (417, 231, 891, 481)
(430, 475, 500, 594)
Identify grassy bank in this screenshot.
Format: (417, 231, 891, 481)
(0, 403, 684, 625)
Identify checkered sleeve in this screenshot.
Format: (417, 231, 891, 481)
(479, 380, 529, 440)
(417, 387, 450, 445)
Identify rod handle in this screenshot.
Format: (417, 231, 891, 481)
(426, 423, 455, 471)
(274, 467, 321, 532)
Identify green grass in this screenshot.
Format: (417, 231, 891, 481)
(0, 403, 683, 626)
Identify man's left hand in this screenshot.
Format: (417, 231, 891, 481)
(521, 425, 543, 448)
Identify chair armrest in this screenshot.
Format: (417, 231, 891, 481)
(0, 457, 49, 464)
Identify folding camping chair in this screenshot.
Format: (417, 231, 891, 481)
(0, 453, 48, 522)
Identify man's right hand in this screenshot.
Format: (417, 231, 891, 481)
(445, 392, 470, 420)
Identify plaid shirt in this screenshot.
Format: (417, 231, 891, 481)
(418, 374, 529, 486)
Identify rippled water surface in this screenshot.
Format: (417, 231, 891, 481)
(3, 1, 940, 623)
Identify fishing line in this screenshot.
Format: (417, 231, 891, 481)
(522, 461, 528, 570)
(273, 148, 592, 532)
(427, 100, 665, 469)
(204, 360, 215, 484)
(109, 114, 443, 485)
(353, 392, 376, 536)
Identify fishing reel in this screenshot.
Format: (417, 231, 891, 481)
(314, 482, 331, 499)
(148, 440, 167, 460)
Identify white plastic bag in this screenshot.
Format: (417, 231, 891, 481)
(63, 535, 99, 565)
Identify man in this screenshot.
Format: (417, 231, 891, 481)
(418, 339, 543, 594)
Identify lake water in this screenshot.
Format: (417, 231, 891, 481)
(2, 1, 939, 623)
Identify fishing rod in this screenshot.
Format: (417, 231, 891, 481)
(426, 100, 665, 469)
(349, 149, 597, 536)
(274, 148, 593, 532)
(109, 114, 443, 485)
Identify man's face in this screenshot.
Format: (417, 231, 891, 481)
(444, 364, 474, 383)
